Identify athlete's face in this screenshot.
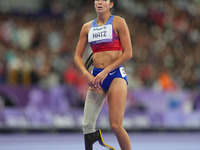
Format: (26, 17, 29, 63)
(94, 0, 114, 13)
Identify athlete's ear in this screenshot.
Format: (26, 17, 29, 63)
(110, 2, 114, 9)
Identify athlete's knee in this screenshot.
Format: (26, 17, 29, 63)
(110, 121, 123, 134)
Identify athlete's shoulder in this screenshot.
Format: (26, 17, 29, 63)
(113, 15, 127, 33)
(113, 15, 126, 24)
(81, 20, 93, 33)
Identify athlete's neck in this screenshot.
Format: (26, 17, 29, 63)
(97, 12, 112, 26)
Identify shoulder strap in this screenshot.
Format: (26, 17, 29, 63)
(90, 19, 97, 28)
(105, 15, 114, 25)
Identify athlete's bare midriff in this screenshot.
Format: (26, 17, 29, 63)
(93, 50, 122, 68)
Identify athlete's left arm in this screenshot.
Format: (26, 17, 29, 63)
(105, 16, 133, 74)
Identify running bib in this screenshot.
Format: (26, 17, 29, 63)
(119, 67, 127, 78)
(88, 24, 113, 44)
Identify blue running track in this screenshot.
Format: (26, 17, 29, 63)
(0, 132, 199, 150)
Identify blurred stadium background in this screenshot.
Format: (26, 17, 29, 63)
(0, 0, 200, 133)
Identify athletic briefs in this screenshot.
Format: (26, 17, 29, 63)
(92, 66, 128, 91)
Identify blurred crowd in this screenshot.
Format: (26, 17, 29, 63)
(0, 0, 200, 96)
(125, 0, 200, 91)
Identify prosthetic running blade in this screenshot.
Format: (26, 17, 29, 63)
(98, 129, 115, 150)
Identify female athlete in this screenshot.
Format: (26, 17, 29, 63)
(74, 0, 132, 149)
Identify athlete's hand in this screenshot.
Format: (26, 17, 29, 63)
(83, 71, 95, 88)
(93, 69, 109, 90)
(83, 71, 100, 91)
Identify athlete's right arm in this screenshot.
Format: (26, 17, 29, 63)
(74, 22, 94, 87)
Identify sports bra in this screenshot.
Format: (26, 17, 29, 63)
(88, 15, 122, 53)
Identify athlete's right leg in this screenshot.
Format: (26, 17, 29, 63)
(83, 89, 105, 150)
(82, 89, 115, 150)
